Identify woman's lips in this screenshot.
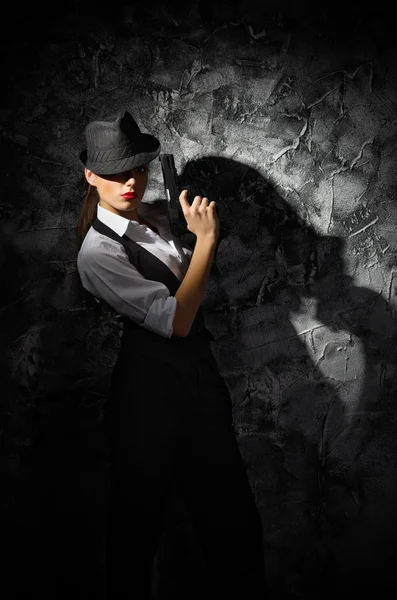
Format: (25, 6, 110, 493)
(122, 193, 137, 199)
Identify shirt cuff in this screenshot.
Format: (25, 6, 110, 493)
(141, 294, 177, 338)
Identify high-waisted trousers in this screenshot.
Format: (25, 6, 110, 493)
(104, 340, 267, 599)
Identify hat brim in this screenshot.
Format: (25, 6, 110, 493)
(79, 135, 161, 175)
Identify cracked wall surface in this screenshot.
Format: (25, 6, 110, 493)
(1, 1, 396, 598)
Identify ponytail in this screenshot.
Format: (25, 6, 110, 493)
(73, 183, 101, 310)
(75, 184, 99, 253)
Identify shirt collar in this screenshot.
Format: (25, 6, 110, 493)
(97, 203, 130, 237)
(97, 202, 156, 238)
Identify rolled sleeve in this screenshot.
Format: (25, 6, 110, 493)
(78, 239, 177, 338)
(142, 294, 177, 337)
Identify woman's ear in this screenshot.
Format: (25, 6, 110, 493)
(85, 168, 97, 186)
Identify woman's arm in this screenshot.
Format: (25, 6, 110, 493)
(172, 187, 219, 338)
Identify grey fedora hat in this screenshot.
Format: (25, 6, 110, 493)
(79, 110, 161, 174)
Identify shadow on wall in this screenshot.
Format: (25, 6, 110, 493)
(155, 156, 397, 596)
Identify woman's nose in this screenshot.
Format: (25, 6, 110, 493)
(125, 173, 136, 185)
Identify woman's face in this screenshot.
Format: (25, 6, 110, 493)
(85, 165, 149, 218)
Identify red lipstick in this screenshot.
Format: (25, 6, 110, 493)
(122, 192, 137, 199)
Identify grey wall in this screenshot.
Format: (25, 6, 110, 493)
(1, 1, 396, 598)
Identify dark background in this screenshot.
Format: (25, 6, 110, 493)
(1, 1, 397, 598)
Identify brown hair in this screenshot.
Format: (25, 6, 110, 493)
(75, 183, 99, 252)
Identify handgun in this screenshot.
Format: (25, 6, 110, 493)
(159, 154, 186, 237)
(159, 154, 221, 252)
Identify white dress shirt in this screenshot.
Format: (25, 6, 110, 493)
(77, 201, 193, 338)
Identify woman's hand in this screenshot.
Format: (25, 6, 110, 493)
(179, 189, 219, 240)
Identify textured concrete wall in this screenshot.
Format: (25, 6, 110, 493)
(1, 1, 396, 598)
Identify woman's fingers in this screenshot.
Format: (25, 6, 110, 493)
(178, 189, 189, 213)
(191, 195, 203, 209)
(179, 189, 209, 210)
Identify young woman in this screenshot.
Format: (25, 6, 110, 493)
(76, 110, 267, 599)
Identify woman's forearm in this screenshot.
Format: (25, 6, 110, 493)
(172, 235, 217, 337)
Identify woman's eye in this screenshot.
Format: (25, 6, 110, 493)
(136, 165, 148, 174)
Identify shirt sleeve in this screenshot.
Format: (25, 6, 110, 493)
(77, 238, 177, 338)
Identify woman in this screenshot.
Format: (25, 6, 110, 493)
(76, 110, 267, 599)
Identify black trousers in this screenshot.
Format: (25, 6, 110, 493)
(104, 346, 267, 599)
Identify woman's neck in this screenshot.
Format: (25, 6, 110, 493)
(98, 200, 142, 222)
